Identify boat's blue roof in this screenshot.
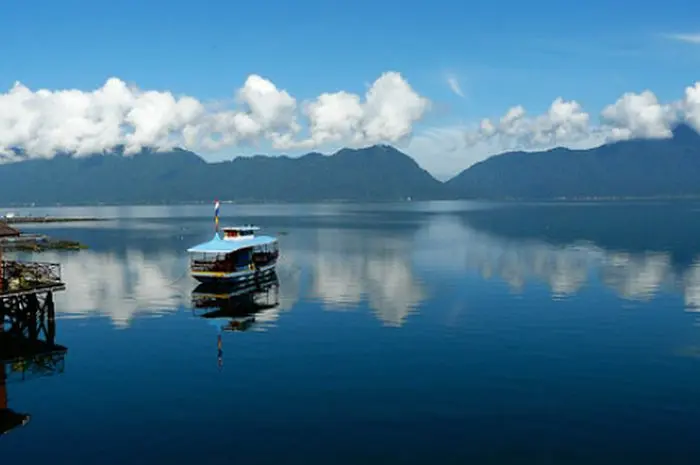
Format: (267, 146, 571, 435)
(222, 225, 260, 230)
(187, 233, 277, 254)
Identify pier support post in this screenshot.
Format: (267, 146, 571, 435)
(0, 324, 5, 411)
(1, 291, 58, 348)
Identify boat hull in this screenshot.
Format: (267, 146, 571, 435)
(191, 264, 277, 284)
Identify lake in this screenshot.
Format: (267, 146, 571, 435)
(3, 200, 700, 464)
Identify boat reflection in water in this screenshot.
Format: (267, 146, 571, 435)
(190, 272, 280, 368)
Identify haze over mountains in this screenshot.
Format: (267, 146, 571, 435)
(1, 124, 699, 205)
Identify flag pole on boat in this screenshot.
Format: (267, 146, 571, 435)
(214, 199, 220, 235)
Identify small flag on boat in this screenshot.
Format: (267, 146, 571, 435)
(214, 199, 220, 231)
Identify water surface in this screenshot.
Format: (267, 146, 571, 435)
(3, 201, 700, 464)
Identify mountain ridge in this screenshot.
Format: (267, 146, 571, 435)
(1, 125, 700, 205)
(0, 144, 446, 205)
(446, 123, 700, 199)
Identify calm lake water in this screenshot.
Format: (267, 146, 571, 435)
(3, 200, 700, 464)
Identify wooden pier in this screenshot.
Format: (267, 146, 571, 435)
(1, 252, 67, 436)
(0, 260, 66, 298)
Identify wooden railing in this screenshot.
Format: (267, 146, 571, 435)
(0, 261, 62, 294)
(191, 260, 232, 272)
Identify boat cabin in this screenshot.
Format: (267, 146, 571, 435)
(186, 227, 279, 281)
(221, 226, 260, 240)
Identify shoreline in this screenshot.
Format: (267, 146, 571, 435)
(4, 196, 700, 209)
(3, 216, 107, 224)
(0, 235, 87, 251)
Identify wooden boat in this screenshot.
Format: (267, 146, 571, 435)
(186, 202, 279, 284)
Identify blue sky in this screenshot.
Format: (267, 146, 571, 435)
(1, 0, 699, 177)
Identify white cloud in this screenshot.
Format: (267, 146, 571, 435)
(467, 82, 700, 150)
(285, 71, 430, 150)
(600, 90, 676, 140)
(466, 97, 594, 149)
(683, 82, 700, 130)
(5, 71, 700, 181)
(0, 71, 429, 160)
(446, 75, 464, 98)
(408, 80, 700, 178)
(664, 33, 700, 44)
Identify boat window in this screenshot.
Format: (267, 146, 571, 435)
(223, 228, 254, 238)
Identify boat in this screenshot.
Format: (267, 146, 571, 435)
(186, 201, 279, 284)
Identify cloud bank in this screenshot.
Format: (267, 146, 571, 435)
(464, 82, 700, 150)
(408, 80, 700, 178)
(4, 71, 700, 179)
(0, 71, 429, 161)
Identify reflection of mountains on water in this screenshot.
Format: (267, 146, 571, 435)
(460, 202, 700, 266)
(451, 202, 700, 309)
(191, 272, 281, 333)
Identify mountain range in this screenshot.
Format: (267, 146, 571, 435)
(1, 124, 699, 205)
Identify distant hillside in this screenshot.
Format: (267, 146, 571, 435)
(0, 145, 446, 205)
(4, 125, 700, 204)
(446, 124, 700, 199)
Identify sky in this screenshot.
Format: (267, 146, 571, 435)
(1, 0, 699, 180)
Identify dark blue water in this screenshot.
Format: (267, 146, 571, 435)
(3, 201, 700, 464)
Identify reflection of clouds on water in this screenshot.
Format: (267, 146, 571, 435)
(365, 254, 425, 326)
(312, 255, 364, 309)
(21, 225, 422, 329)
(308, 229, 425, 327)
(600, 252, 671, 301)
(20, 207, 700, 329)
(276, 256, 302, 314)
(682, 261, 700, 312)
(414, 217, 597, 298)
(29, 249, 300, 328)
(35, 249, 192, 327)
(482, 244, 593, 298)
(414, 216, 700, 309)
(601, 257, 700, 313)
(249, 253, 302, 330)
